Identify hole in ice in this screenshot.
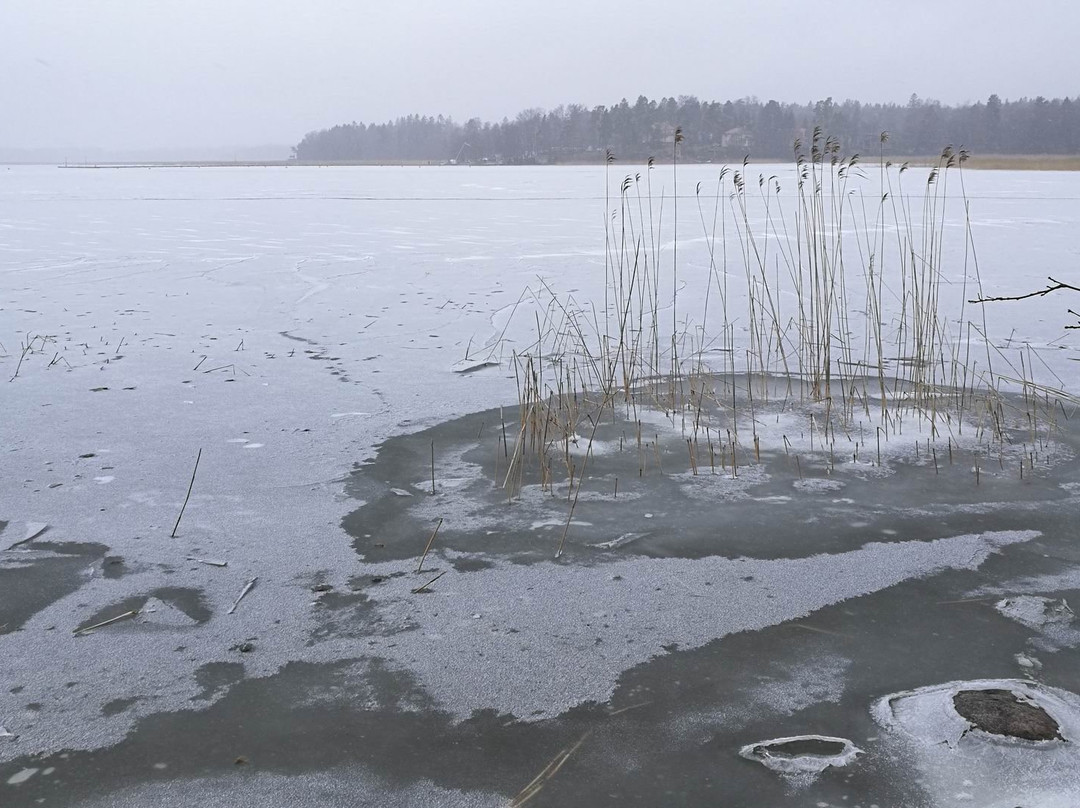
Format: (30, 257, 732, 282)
(739, 734, 861, 775)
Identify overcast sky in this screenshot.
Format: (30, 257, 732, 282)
(2, 0, 1077, 152)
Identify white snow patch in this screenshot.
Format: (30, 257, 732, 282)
(7, 768, 38, 785)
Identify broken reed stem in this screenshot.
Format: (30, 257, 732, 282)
(228, 577, 258, 614)
(417, 518, 443, 573)
(431, 440, 436, 494)
(9, 343, 30, 382)
(170, 448, 202, 538)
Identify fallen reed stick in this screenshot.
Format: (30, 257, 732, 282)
(74, 609, 140, 635)
(411, 570, 447, 594)
(228, 577, 258, 614)
(508, 732, 591, 808)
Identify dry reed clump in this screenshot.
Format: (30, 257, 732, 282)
(484, 131, 1076, 554)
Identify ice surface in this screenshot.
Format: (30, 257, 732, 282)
(139, 598, 199, 628)
(995, 595, 1075, 630)
(995, 595, 1080, 650)
(355, 531, 1037, 721)
(2, 165, 1080, 803)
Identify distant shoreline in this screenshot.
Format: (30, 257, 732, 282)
(6, 155, 1080, 171)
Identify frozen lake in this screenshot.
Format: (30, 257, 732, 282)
(2, 163, 1080, 807)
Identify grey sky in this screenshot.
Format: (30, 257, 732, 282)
(2, 0, 1077, 152)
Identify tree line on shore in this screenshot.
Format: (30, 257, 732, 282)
(292, 93, 1080, 164)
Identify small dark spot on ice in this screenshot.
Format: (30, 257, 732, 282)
(102, 697, 139, 717)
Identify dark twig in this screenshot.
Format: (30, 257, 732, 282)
(8, 343, 30, 382)
(968, 276, 1080, 304)
(171, 448, 202, 538)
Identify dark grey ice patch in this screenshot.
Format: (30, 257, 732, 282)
(664, 652, 851, 743)
(0, 542, 109, 635)
(976, 565, 1080, 598)
(191, 661, 245, 702)
(101, 697, 140, 717)
(74, 587, 211, 634)
(101, 556, 129, 579)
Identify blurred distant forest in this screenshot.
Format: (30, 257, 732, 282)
(292, 94, 1080, 164)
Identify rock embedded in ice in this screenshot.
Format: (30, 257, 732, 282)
(952, 688, 1061, 741)
(873, 678, 1076, 746)
(738, 734, 862, 776)
(872, 679, 1080, 807)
